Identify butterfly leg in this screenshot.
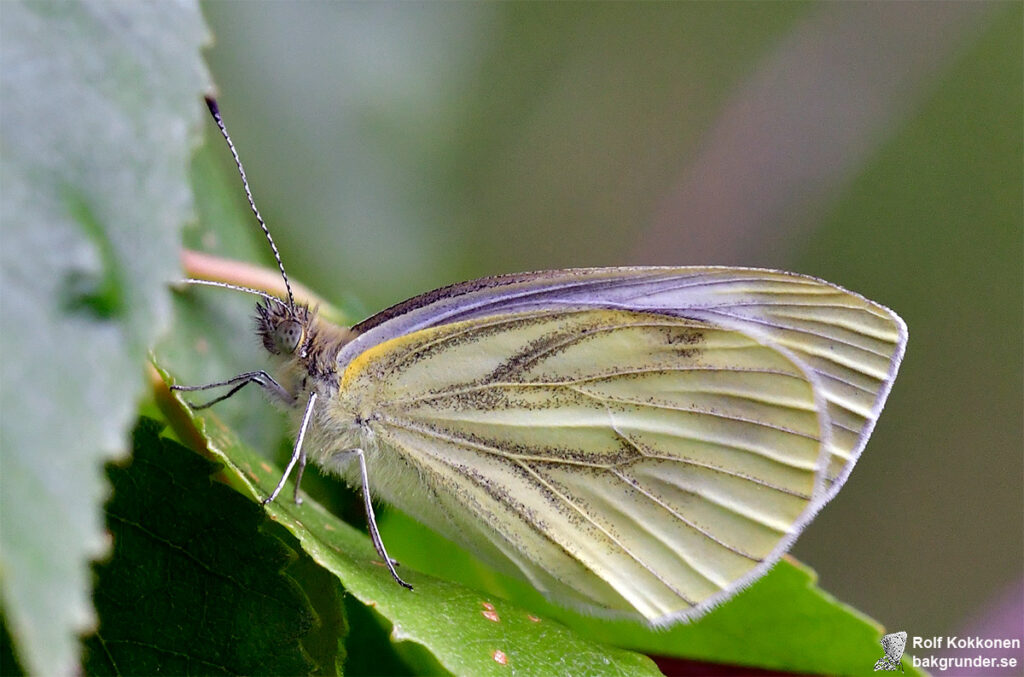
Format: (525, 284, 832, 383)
(171, 370, 294, 409)
(345, 447, 413, 590)
(291, 448, 308, 506)
(263, 392, 317, 506)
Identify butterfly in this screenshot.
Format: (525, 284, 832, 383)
(874, 631, 908, 671)
(173, 96, 907, 626)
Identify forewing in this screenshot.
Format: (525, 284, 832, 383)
(342, 267, 907, 506)
(882, 631, 908, 660)
(340, 308, 829, 623)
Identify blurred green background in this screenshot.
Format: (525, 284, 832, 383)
(198, 1, 1021, 646)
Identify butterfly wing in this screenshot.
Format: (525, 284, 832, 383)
(333, 307, 828, 623)
(874, 658, 898, 671)
(328, 268, 906, 624)
(882, 631, 908, 661)
(341, 267, 907, 507)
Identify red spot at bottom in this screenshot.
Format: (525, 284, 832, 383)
(492, 649, 507, 666)
(481, 601, 500, 622)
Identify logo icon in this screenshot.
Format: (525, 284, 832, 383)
(874, 631, 907, 672)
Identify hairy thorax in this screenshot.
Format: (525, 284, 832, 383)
(267, 313, 369, 473)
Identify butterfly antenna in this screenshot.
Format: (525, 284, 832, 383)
(205, 96, 296, 312)
(178, 278, 290, 308)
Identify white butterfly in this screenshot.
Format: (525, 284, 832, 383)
(175, 98, 907, 626)
(874, 631, 907, 671)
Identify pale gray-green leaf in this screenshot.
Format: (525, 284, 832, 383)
(0, 2, 210, 675)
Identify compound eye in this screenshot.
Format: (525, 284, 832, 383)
(274, 319, 302, 354)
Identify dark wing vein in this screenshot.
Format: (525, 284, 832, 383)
(509, 457, 698, 604)
(565, 384, 820, 441)
(386, 365, 816, 408)
(697, 307, 897, 367)
(607, 420, 813, 501)
(379, 412, 798, 554)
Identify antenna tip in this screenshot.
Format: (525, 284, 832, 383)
(204, 95, 220, 116)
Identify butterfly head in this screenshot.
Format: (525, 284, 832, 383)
(254, 297, 355, 385)
(255, 299, 312, 357)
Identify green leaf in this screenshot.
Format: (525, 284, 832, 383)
(284, 539, 350, 677)
(380, 511, 928, 676)
(155, 382, 663, 677)
(342, 594, 417, 677)
(81, 418, 318, 676)
(0, 2, 211, 675)
(0, 614, 24, 677)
